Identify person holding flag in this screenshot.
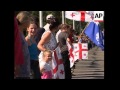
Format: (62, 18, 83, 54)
(58, 24, 73, 79)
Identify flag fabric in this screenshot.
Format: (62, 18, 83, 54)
(84, 21, 104, 50)
(65, 11, 93, 22)
(73, 43, 88, 60)
(67, 41, 75, 68)
(67, 42, 88, 68)
(52, 46, 65, 79)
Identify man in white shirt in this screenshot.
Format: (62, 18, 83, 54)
(43, 14, 56, 31)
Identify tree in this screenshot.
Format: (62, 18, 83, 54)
(99, 22, 104, 30)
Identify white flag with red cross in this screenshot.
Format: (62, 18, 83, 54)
(65, 11, 93, 22)
(67, 43, 88, 68)
(67, 41, 75, 68)
(73, 43, 88, 60)
(52, 46, 65, 79)
(65, 11, 104, 22)
(80, 43, 88, 59)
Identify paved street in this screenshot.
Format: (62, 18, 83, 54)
(72, 46, 104, 79)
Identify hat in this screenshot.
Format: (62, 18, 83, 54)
(46, 14, 55, 20)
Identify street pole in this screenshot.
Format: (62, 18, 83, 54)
(39, 11, 43, 27)
(62, 11, 65, 24)
(73, 19, 75, 29)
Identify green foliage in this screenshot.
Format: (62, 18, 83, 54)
(15, 11, 103, 34)
(99, 22, 104, 30)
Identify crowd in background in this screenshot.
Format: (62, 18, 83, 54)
(14, 11, 97, 79)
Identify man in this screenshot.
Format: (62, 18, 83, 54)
(43, 14, 56, 31)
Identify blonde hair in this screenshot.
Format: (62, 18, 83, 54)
(43, 50, 52, 57)
(16, 11, 31, 25)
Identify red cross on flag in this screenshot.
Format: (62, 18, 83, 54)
(67, 43, 88, 68)
(52, 46, 65, 79)
(70, 43, 88, 60)
(81, 43, 88, 59)
(65, 11, 93, 22)
(67, 41, 75, 68)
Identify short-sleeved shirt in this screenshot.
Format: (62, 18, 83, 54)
(58, 32, 68, 53)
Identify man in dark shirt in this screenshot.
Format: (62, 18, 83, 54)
(58, 24, 73, 79)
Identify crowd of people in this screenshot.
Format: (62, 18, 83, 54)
(14, 11, 96, 79)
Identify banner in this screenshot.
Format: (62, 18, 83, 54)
(67, 42, 88, 68)
(65, 11, 93, 22)
(52, 46, 65, 79)
(65, 11, 104, 22)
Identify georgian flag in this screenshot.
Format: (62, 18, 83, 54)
(67, 41, 75, 68)
(67, 42, 88, 68)
(65, 11, 93, 22)
(73, 43, 88, 60)
(52, 46, 65, 79)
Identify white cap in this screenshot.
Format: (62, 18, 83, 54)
(46, 14, 55, 20)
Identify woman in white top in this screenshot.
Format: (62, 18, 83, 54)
(37, 21, 60, 77)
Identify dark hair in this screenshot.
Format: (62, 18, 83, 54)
(60, 24, 69, 30)
(49, 21, 60, 30)
(30, 16, 39, 27)
(58, 24, 63, 29)
(49, 22, 59, 30)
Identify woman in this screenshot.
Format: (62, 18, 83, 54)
(15, 11, 31, 79)
(37, 20, 60, 78)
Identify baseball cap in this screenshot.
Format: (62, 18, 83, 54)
(46, 14, 55, 20)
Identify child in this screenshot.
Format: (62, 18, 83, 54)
(40, 50, 53, 79)
(25, 18, 41, 79)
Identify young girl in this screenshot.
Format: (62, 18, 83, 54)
(25, 18, 41, 79)
(40, 50, 53, 79)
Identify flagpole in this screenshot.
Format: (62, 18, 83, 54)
(62, 11, 65, 24)
(39, 11, 43, 27)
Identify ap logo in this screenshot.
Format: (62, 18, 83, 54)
(94, 11, 104, 22)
